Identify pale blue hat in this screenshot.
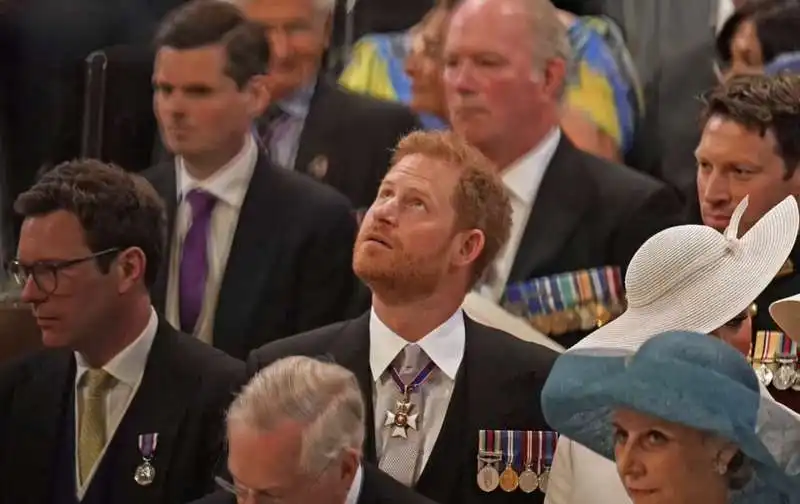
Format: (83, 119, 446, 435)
(542, 331, 800, 502)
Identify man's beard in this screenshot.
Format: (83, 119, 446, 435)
(354, 245, 446, 304)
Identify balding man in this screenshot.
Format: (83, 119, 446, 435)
(191, 356, 436, 504)
(444, 0, 685, 348)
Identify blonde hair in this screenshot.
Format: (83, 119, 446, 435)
(227, 356, 365, 474)
(391, 130, 512, 286)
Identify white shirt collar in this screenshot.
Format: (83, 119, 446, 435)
(175, 134, 258, 209)
(369, 308, 466, 382)
(345, 464, 363, 504)
(75, 308, 158, 387)
(502, 128, 561, 205)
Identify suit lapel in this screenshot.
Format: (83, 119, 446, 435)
(326, 312, 377, 462)
(212, 154, 286, 358)
(148, 164, 178, 314)
(507, 138, 594, 283)
(293, 78, 334, 177)
(416, 317, 534, 503)
(105, 322, 193, 503)
(414, 350, 467, 503)
(6, 351, 73, 504)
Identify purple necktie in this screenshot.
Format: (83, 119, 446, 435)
(179, 189, 217, 333)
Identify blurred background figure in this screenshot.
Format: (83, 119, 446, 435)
(340, 0, 642, 162)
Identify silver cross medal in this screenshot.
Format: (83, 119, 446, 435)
(384, 397, 419, 438)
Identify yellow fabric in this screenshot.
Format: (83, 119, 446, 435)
(566, 62, 621, 146)
(78, 369, 114, 485)
(339, 40, 398, 102)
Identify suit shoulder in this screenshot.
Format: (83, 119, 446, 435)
(468, 320, 560, 371)
(265, 162, 353, 212)
(582, 152, 669, 194)
(332, 85, 417, 122)
(168, 329, 245, 377)
(249, 318, 352, 364)
(140, 161, 173, 184)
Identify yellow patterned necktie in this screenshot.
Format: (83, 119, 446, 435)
(78, 369, 114, 485)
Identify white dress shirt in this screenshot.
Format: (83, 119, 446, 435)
(481, 128, 561, 302)
(73, 308, 159, 498)
(344, 465, 364, 504)
(370, 308, 466, 482)
(166, 134, 258, 344)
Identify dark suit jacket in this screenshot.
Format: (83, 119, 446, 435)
(0, 319, 245, 504)
(143, 151, 358, 360)
(191, 463, 438, 504)
(504, 137, 685, 347)
(751, 244, 800, 413)
(290, 79, 420, 210)
(247, 312, 559, 504)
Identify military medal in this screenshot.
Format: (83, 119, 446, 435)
(384, 359, 436, 438)
(518, 430, 539, 493)
(477, 430, 502, 492)
(538, 431, 558, 494)
(753, 332, 774, 387)
(773, 334, 798, 391)
(498, 431, 519, 492)
(134, 433, 158, 486)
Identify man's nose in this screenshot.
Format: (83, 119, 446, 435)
(20, 275, 44, 304)
(700, 170, 731, 205)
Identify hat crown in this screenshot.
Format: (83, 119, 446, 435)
(625, 226, 736, 308)
(631, 331, 760, 393)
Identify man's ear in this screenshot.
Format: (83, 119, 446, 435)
(245, 75, 271, 118)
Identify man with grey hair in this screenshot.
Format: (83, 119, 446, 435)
(190, 356, 436, 504)
(238, 0, 420, 212)
(444, 0, 685, 348)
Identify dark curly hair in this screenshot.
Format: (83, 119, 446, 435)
(700, 73, 800, 178)
(14, 159, 167, 288)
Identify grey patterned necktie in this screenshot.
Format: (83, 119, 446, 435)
(378, 344, 430, 486)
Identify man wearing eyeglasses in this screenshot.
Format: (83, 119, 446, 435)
(0, 160, 245, 504)
(192, 356, 436, 504)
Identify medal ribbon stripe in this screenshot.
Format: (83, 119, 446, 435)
(138, 433, 158, 459)
(765, 331, 781, 363)
(388, 360, 436, 395)
(523, 431, 533, 469)
(544, 431, 558, 467)
(536, 431, 544, 474)
(479, 429, 488, 455)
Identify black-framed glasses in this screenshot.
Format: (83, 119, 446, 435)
(8, 248, 120, 295)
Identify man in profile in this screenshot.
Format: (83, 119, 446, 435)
(0, 160, 244, 503)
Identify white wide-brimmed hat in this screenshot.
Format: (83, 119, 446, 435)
(573, 195, 799, 353)
(770, 294, 800, 343)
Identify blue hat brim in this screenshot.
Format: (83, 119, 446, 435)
(542, 348, 799, 498)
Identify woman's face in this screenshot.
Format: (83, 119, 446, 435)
(725, 19, 764, 80)
(710, 309, 753, 356)
(405, 8, 450, 119)
(613, 409, 735, 504)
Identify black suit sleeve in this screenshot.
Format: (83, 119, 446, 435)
(611, 184, 687, 269)
(292, 201, 357, 334)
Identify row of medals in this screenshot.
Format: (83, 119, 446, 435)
(527, 302, 621, 336)
(477, 453, 549, 494)
(752, 355, 800, 391)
